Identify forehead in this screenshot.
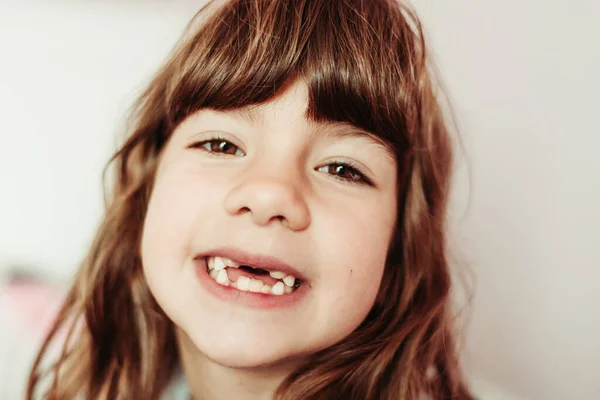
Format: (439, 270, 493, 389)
(228, 81, 309, 123)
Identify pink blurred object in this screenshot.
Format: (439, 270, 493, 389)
(0, 278, 65, 339)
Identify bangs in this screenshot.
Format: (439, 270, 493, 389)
(165, 0, 421, 154)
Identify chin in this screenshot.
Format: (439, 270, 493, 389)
(204, 349, 295, 370)
(180, 326, 306, 369)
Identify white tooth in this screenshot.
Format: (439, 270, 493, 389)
(248, 279, 264, 293)
(209, 269, 219, 279)
(213, 257, 227, 271)
(284, 285, 293, 294)
(282, 275, 296, 287)
(271, 281, 285, 295)
(207, 257, 215, 271)
(269, 271, 287, 279)
(216, 269, 230, 285)
(237, 276, 250, 291)
(223, 257, 239, 268)
(260, 284, 272, 294)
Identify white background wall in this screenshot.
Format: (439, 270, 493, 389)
(0, 1, 598, 399)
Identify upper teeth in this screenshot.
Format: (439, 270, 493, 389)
(269, 271, 286, 279)
(206, 256, 299, 295)
(213, 257, 227, 271)
(207, 256, 238, 271)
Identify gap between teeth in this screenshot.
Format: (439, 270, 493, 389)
(207, 256, 297, 295)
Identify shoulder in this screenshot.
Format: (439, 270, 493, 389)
(162, 370, 190, 400)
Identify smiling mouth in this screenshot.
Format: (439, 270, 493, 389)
(206, 256, 302, 295)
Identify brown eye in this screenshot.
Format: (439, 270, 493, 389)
(317, 162, 373, 186)
(191, 138, 245, 157)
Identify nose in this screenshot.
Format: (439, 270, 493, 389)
(224, 174, 311, 231)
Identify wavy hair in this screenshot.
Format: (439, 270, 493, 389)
(27, 1, 474, 399)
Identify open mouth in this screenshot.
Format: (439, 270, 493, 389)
(206, 256, 303, 295)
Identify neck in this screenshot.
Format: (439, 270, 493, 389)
(175, 329, 297, 400)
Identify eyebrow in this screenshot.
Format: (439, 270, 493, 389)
(318, 123, 395, 159)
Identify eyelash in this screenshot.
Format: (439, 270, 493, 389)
(189, 137, 374, 186)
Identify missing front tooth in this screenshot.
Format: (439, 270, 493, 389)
(239, 265, 269, 276)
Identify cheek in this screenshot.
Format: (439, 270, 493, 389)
(139, 167, 223, 325)
(335, 229, 388, 300)
(314, 201, 395, 325)
(142, 187, 186, 259)
(141, 169, 210, 273)
(323, 198, 394, 272)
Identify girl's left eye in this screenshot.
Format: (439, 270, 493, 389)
(317, 162, 374, 186)
(190, 138, 245, 157)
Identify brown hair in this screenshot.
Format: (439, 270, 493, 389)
(27, 0, 474, 399)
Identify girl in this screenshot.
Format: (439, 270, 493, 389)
(27, 0, 475, 399)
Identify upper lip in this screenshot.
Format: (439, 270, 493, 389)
(198, 247, 307, 282)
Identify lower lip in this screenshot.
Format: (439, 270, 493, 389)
(194, 258, 309, 309)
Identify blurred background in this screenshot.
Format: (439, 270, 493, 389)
(0, 1, 598, 399)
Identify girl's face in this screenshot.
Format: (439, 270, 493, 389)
(141, 81, 397, 369)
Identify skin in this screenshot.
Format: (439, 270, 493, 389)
(141, 81, 398, 399)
